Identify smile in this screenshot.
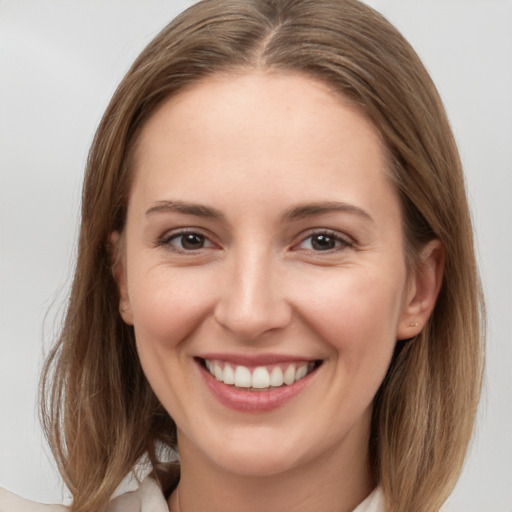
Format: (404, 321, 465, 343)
(201, 358, 321, 391)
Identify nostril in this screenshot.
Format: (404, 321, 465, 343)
(213, 300, 293, 341)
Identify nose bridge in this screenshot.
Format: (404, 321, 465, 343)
(214, 242, 291, 340)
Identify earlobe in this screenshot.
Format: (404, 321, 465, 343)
(109, 231, 134, 325)
(397, 240, 444, 340)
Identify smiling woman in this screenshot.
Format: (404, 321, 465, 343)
(113, 73, 428, 497)
(0, 1, 485, 512)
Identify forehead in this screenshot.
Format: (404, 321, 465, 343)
(129, 71, 399, 223)
(136, 70, 384, 159)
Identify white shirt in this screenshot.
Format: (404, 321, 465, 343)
(0, 477, 384, 512)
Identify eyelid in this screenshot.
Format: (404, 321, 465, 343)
(155, 227, 354, 254)
(292, 229, 354, 252)
(157, 227, 219, 252)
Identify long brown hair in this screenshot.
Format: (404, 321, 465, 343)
(41, 1, 485, 511)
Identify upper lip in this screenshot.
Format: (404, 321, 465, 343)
(196, 353, 319, 366)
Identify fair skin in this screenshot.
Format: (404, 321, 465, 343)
(113, 71, 442, 512)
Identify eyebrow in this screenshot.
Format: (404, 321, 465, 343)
(145, 199, 373, 223)
(282, 201, 374, 223)
(145, 200, 226, 221)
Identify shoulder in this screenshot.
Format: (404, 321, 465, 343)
(107, 475, 168, 512)
(0, 487, 68, 512)
(353, 487, 385, 512)
(0, 475, 168, 512)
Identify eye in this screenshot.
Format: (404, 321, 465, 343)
(297, 231, 352, 251)
(163, 231, 215, 251)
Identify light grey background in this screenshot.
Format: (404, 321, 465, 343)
(1, 1, 511, 510)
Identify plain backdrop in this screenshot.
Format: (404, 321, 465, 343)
(1, 1, 511, 510)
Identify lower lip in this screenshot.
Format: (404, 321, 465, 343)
(198, 362, 317, 413)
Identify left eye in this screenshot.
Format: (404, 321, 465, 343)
(298, 232, 349, 251)
(167, 232, 213, 251)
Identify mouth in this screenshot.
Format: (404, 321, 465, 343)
(197, 357, 323, 392)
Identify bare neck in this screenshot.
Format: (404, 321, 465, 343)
(168, 425, 374, 512)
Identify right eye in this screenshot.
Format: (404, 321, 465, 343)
(161, 231, 215, 251)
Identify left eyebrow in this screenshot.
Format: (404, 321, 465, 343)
(282, 201, 374, 223)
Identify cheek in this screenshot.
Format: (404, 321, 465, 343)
(127, 269, 217, 418)
(128, 267, 214, 349)
(296, 266, 406, 366)
(126, 268, 214, 401)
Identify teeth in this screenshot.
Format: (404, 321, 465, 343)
(213, 362, 223, 381)
(251, 367, 270, 389)
(234, 365, 252, 388)
(270, 366, 284, 387)
(283, 365, 296, 385)
(205, 359, 316, 390)
(295, 364, 308, 381)
(223, 364, 235, 385)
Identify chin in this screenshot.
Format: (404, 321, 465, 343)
(207, 442, 304, 477)
(192, 417, 343, 478)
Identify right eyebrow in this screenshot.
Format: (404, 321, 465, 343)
(145, 200, 226, 222)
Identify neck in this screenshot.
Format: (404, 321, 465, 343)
(168, 418, 374, 512)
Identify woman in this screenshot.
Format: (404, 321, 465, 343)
(0, 0, 484, 511)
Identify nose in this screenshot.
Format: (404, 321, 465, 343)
(214, 249, 292, 341)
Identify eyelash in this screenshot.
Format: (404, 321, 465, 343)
(157, 229, 215, 253)
(157, 229, 354, 254)
(294, 230, 354, 252)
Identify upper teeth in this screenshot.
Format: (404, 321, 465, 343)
(205, 360, 314, 389)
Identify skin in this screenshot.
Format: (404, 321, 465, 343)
(113, 71, 443, 512)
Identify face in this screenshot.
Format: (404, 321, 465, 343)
(114, 71, 425, 478)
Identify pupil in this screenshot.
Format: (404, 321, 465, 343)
(182, 233, 204, 250)
(312, 234, 335, 250)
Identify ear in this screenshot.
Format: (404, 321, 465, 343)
(109, 231, 134, 325)
(397, 239, 444, 340)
